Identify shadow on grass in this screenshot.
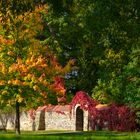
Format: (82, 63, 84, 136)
(28, 131, 126, 137)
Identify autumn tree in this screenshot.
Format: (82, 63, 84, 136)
(0, 3, 42, 134)
(0, 2, 74, 134)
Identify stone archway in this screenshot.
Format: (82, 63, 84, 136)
(76, 106, 83, 131)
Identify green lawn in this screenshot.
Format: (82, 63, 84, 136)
(0, 130, 140, 140)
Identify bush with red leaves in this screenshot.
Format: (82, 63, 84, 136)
(71, 91, 136, 131)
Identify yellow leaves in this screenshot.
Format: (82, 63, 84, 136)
(0, 80, 5, 85)
(26, 74, 36, 84)
(52, 59, 75, 75)
(0, 35, 14, 45)
(7, 51, 15, 56)
(0, 47, 3, 52)
(29, 82, 33, 88)
(38, 76, 43, 82)
(9, 63, 17, 72)
(42, 80, 49, 87)
(69, 59, 75, 66)
(22, 82, 27, 86)
(106, 49, 115, 59)
(0, 63, 7, 74)
(8, 79, 27, 86)
(18, 89, 22, 93)
(12, 79, 22, 86)
(26, 58, 32, 65)
(24, 29, 29, 33)
(26, 73, 32, 80)
(57, 89, 66, 97)
(37, 54, 43, 61)
(33, 85, 40, 91)
(16, 94, 24, 103)
(40, 91, 47, 98)
(0, 100, 4, 104)
(105, 49, 123, 65)
(9, 60, 28, 74)
(18, 6, 44, 38)
(7, 80, 11, 84)
(31, 75, 36, 82)
(17, 57, 22, 65)
(17, 97, 23, 103)
(0, 17, 71, 105)
(54, 64, 62, 72)
(26, 56, 37, 68)
(35, 4, 48, 13)
(63, 65, 71, 74)
(1, 90, 8, 95)
(26, 55, 48, 71)
(36, 97, 42, 103)
(19, 64, 28, 73)
(7, 79, 23, 86)
(30, 55, 35, 63)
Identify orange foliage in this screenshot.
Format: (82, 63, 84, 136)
(0, 35, 15, 45)
(0, 5, 74, 106)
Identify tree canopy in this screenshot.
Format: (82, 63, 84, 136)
(41, 0, 140, 124)
(0, 0, 140, 130)
(0, 3, 74, 134)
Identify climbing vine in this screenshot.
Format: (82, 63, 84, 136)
(71, 91, 136, 131)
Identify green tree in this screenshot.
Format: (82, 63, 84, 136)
(41, 0, 140, 126)
(40, 0, 139, 98)
(123, 45, 140, 125)
(39, 0, 101, 94)
(91, 0, 139, 103)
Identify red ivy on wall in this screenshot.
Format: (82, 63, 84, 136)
(70, 91, 98, 110)
(71, 91, 136, 131)
(29, 91, 136, 132)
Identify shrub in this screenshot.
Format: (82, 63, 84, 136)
(71, 91, 136, 131)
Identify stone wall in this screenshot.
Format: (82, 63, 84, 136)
(0, 111, 33, 131)
(35, 110, 45, 130)
(20, 112, 33, 131)
(0, 104, 89, 131)
(45, 111, 72, 130)
(0, 113, 15, 130)
(6, 114, 15, 130)
(35, 105, 74, 131)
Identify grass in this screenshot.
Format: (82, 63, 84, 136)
(0, 130, 140, 140)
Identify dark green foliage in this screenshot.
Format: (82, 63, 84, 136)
(41, 0, 139, 96)
(41, 0, 140, 124)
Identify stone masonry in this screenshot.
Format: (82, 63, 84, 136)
(0, 104, 89, 131)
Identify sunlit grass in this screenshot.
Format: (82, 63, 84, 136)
(0, 130, 140, 140)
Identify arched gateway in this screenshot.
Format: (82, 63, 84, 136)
(76, 106, 84, 131)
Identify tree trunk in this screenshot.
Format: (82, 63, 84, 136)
(15, 101, 20, 135)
